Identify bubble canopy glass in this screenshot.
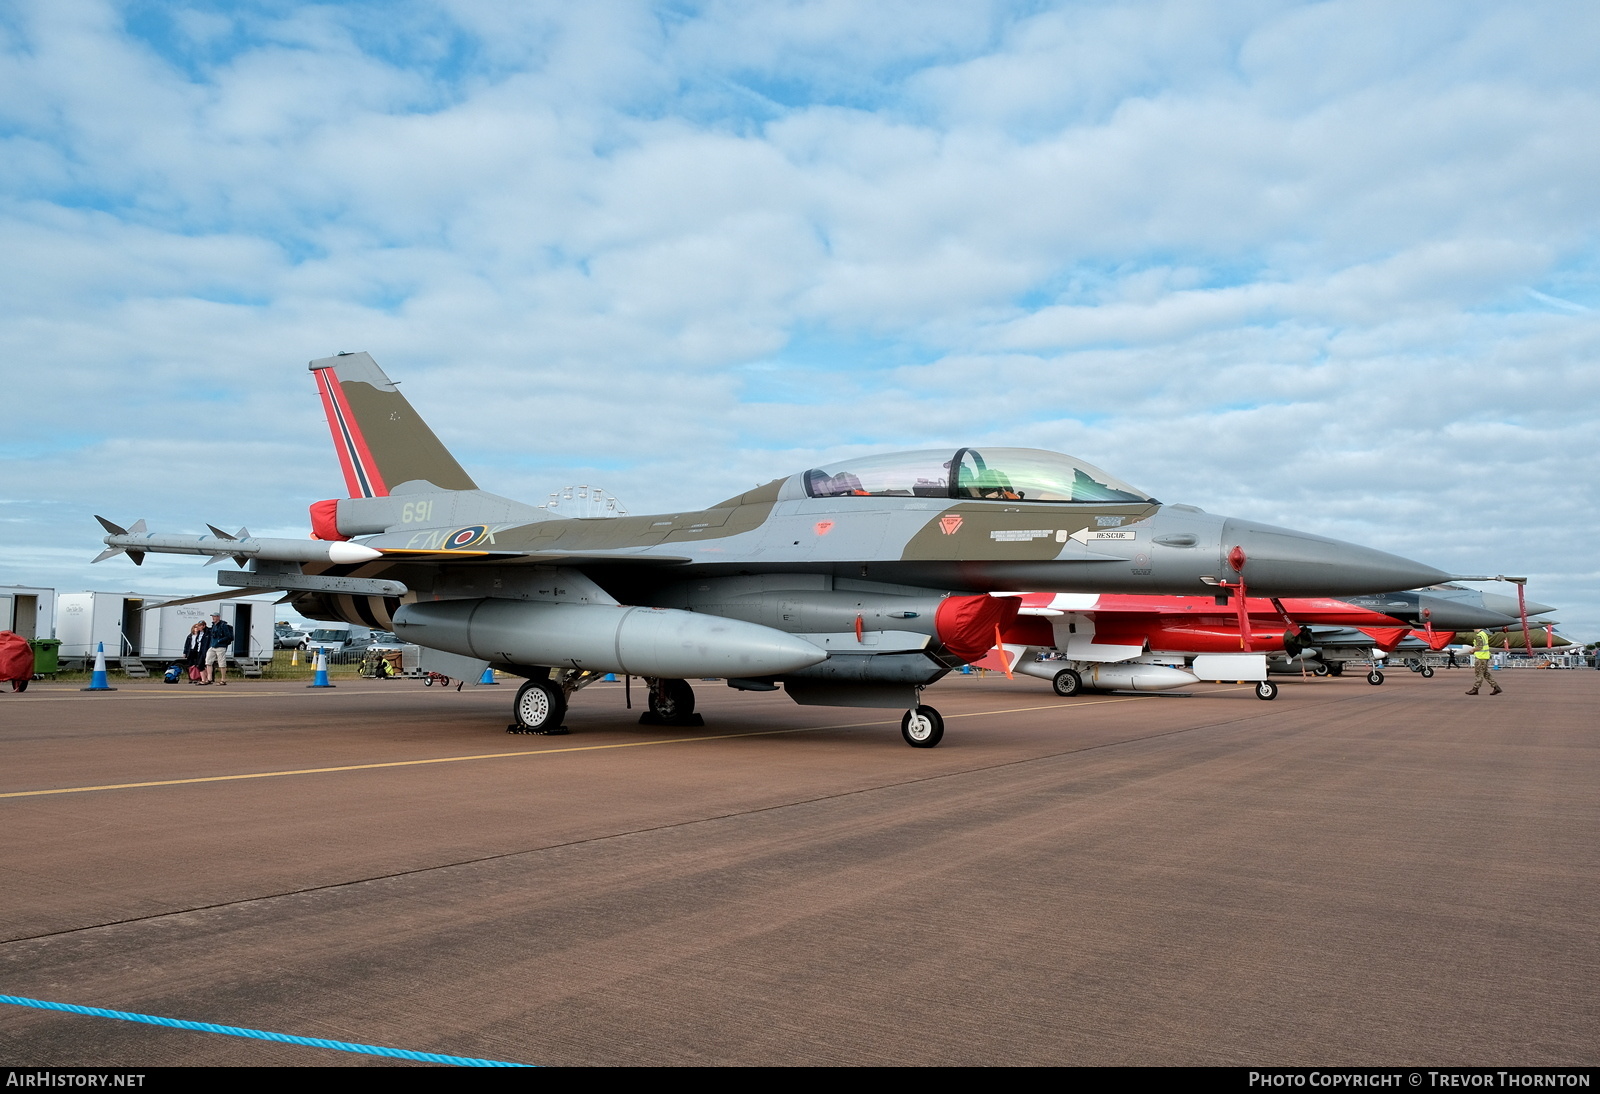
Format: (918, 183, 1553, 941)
(802, 448, 1154, 504)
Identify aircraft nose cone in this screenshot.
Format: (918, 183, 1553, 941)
(1415, 599, 1520, 630)
(1480, 591, 1556, 618)
(1220, 518, 1449, 597)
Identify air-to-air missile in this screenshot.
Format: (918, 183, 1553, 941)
(95, 352, 1450, 747)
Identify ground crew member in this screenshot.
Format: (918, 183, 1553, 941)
(1465, 627, 1502, 696)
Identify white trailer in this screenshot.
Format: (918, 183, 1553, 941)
(0, 586, 55, 640)
(55, 592, 276, 665)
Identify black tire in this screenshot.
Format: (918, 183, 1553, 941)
(649, 678, 696, 720)
(1313, 665, 1329, 677)
(1367, 670, 1385, 685)
(1255, 681, 1278, 700)
(1420, 666, 1434, 679)
(424, 676, 432, 686)
(901, 706, 944, 748)
(514, 679, 566, 731)
(1327, 662, 1344, 677)
(1052, 668, 1083, 697)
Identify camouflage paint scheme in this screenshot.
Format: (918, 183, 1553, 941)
(96, 352, 1453, 744)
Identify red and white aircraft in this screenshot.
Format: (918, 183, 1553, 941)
(975, 592, 1460, 699)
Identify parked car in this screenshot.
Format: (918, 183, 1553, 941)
(301, 625, 373, 661)
(275, 622, 310, 649)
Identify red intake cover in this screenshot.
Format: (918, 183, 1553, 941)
(936, 595, 1021, 663)
(1359, 627, 1412, 652)
(0, 631, 35, 681)
(309, 499, 349, 542)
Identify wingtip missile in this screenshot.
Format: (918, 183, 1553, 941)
(93, 517, 147, 564)
(95, 525, 384, 566)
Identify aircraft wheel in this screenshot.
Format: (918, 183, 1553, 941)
(650, 678, 696, 720)
(1051, 668, 1084, 697)
(1313, 665, 1329, 677)
(1367, 670, 1385, 685)
(1420, 666, 1435, 679)
(1255, 681, 1278, 700)
(901, 706, 944, 748)
(512, 679, 566, 733)
(1327, 662, 1344, 677)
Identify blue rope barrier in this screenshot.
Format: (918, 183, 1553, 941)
(0, 994, 531, 1067)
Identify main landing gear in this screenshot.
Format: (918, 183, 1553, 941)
(505, 671, 951, 748)
(1051, 668, 1084, 697)
(640, 677, 704, 727)
(508, 678, 568, 735)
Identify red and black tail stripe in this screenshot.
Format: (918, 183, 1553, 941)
(314, 367, 389, 499)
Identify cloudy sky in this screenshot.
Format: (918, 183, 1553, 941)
(3, 0, 1597, 638)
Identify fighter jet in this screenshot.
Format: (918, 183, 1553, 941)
(94, 352, 1449, 746)
(1275, 584, 1557, 680)
(975, 590, 1445, 699)
(977, 585, 1555, 697)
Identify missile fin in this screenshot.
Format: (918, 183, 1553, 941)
(95, 515, 127, 536)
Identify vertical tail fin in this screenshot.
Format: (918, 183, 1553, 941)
(309, 352, 478, 497)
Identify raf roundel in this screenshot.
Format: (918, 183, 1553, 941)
(445, 525, 489, 550)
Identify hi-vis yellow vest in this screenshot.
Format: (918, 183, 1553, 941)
(1472, 630, 1493, 660)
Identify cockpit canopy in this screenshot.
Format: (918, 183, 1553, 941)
(802, 448, 1154, 504)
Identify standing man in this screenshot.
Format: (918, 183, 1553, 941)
(204, 611, 235, 686)
(1465, 627, 1502, 696)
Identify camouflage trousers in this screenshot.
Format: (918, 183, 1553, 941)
(1471, 659, 1501, 693)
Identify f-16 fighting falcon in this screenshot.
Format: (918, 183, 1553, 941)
(94, 352, 1451, 747)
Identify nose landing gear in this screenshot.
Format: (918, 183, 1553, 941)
(901, 706, 944, 747)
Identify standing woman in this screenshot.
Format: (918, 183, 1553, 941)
(183, 622, 207, 684)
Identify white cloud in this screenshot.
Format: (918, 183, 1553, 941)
(1, 0, 1598, 637)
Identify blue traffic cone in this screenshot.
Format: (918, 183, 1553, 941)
(307, 648, 335, 688)
(82, 641, 117, 692)
(604, 673, 616, 682)
(478, 665, 497, 685)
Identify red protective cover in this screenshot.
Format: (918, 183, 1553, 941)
(1418, 629, 1456, 651)
(935, 595, 1021, 663)
(1358, 627, 1411, 652)
(0, 631, 35, 681)
(309, 498, 349, 541)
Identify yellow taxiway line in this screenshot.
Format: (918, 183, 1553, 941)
(0, 696, 1158, 800)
